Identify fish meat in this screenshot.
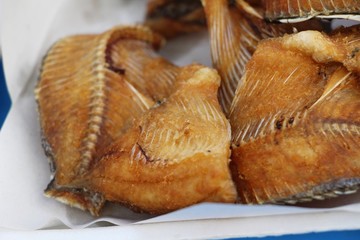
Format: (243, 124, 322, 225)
(35, 26, 179, 215)
(202, 0, 326, 115)
(264, 0, 360, 23)
(145, 0, 206, 39)
(76, 64, 237, 214)
(229, 25, 360, 204)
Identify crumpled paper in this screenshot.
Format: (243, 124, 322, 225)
(0, 0, 359, 236)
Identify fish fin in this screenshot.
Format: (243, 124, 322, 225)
(45, 180, 105, 216)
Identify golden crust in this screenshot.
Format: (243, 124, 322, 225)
(229, 25, 360, 204)
(82, 65, 237, 213)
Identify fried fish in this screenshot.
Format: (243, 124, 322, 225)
(229, 25, 360, 204)
(36, 26, 178, 215)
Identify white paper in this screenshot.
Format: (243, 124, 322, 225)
(0, 0, 360, 237)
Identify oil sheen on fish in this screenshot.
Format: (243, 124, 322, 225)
(145, 0, 206, 39)
(264, 0, 360, 22)
(35, 26, 179, 215)
(202, 0, 325, 115)
(78, 64, 237, 214)
(229, 25, 360, 204)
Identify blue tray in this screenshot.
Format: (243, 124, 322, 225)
(0, 58, 11, 128)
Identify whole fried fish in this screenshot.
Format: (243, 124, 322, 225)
(230, 25, 360, 204)
(36, 26, 179, 215)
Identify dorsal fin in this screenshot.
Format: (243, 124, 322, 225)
(264, 0, 360, 22)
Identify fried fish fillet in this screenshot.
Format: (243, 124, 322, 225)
(79, 65, 237, 214)
(145, 0, 206, 39)
(264, 0, 360, 23)
(202, 0, 326, 115)
(229, 25, 360, 204)
(35, 26, 178, 215)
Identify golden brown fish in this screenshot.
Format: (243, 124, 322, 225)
(229, 25, 360, 204)
(145, 0, 206, 39)
(264, 0, 360, 22)
(73, 64, 237, 214)
(202, 0, 326, 115)
(36, 26, 179, 215)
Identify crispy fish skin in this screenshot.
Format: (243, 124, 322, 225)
(202, 0, 326, 115)
(230, 25, 360, 204)
(264, 0, 360, 22)
(145, 0, 206, 39)
(110, 39, 179, 101)
(81, 65, 237, 214)
(36, 26, 178, 215)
